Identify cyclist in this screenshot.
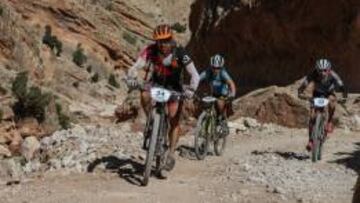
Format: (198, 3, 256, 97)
(199, 54, 236, 127)
(126, 24, 200, 169)
(298, 58, 347, 151)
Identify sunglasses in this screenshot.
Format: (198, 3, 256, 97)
(318, 69, 329, 73)
(157, 39, 172, 45)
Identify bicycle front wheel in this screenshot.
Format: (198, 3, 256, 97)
(311, 113, 324, 163)
(194, 112, 210, 160)
(143, 111, 160, 186)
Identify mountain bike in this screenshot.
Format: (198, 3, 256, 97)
(194, 96, 230, 160)
(142, 86, 183, 186)
(309, 97, 329, 162)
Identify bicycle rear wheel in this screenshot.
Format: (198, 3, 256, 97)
(214, 120, 228, 156)
(214, 136, 227, 156)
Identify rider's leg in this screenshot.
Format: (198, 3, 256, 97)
(140, 91, 152, 150)
(306, 81, 316, 150)
(326, 94, 336, 133)
(140, 90, 151, 116)
(307, 107, 316, 151)
(215, 98, 226, 120)
(167, 100, 182, 157)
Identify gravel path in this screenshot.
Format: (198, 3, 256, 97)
(0, 121, 358, 203)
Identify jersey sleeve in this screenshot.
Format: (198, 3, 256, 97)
(330, 70, 344, 87)
(199, 70, 208, 81)
(176, 46, 193, 66)
(221, 69, 232, 81)
(299, 70, 316, 89)
(138, 44, 155, 61)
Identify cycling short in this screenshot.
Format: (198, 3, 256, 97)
(213, 94, 229, 100)
(313, 90, 336, 98)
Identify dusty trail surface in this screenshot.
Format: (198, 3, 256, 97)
(0, 124, 358, 203)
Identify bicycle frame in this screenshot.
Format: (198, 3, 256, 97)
(153, 102, 169, 157)
(310, 97, 329, 162)
(202, 101, 217, 140)
(142, 86, 182, 185)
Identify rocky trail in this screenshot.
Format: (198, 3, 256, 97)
(0, 0, 360, 202)
(0, 119, 358, 203)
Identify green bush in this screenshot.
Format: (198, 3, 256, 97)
(55, 103, 70, 130)
(0, 84, 8, 95)
(0, 6, 3, 17)
(72, 44, 87, 67)
(123, 32, 137, 45)
(42, 25, 62, 56)
(0, 108, 3, 122)
(91, 72, 99, 83)
(171, 22, 187, 33)
(108, 74, 119, 88)
(12, 72, 52, 122)
(72, 81, 79, 88)
(12, 71, 28, 99)
(86, 65, 92, 73)
(53, 37, 63, 56)
(105, 2, 113, 11)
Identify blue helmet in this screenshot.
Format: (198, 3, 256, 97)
(315, 59, 332, 71)
(210, 54, 225, 68)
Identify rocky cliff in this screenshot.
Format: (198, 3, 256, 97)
(0, 0, 194, 158)
(188, 0, 360, 94)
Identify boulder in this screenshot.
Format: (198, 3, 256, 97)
(233, 86, 308, 128)
(8, 130, 23, 154)
(21, 136, 40, 161)
(353, 175, 360, 203)
(243, 117, 261, 129)
(17, 117, 45, 138)
(0, 121, 16, 143)
(0, 122, 20, 146)
(115, 94, 141, 123)
(1, 105, 15, 120)
(0, 145, 11, 158)
(0, 158, 22, 182)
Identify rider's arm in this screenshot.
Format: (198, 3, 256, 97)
(127, 57, 146, 78)
(127, 45, 151, 78)
(338, 85, 348, 99)
(199, 71, 207, 82)
(185, 62, 200, 91)
(177, 46, 200, 91)
(298, 76, 309, 95)
(298, 70, 317, 95)
(331, 71, 348, 99)
(222, 70, 236, 96)
(227, 79, 236, 96)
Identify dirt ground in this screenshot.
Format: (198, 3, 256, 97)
(0, 126, 358, 203)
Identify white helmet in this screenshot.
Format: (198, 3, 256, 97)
(210, 54, 224, 68)
(315, 59, 332, 71)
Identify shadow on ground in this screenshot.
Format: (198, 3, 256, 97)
(330, 142, 360, 203)
(177, 145, 197, 160)
(177, 145, 216, 160)
(87, 155, 144, 186)
(330, 142, 360, 174)
(251, 150, 309, 161)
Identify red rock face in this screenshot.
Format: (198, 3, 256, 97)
(232, 85, 309, 128)
(188, 0, 360, 95)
